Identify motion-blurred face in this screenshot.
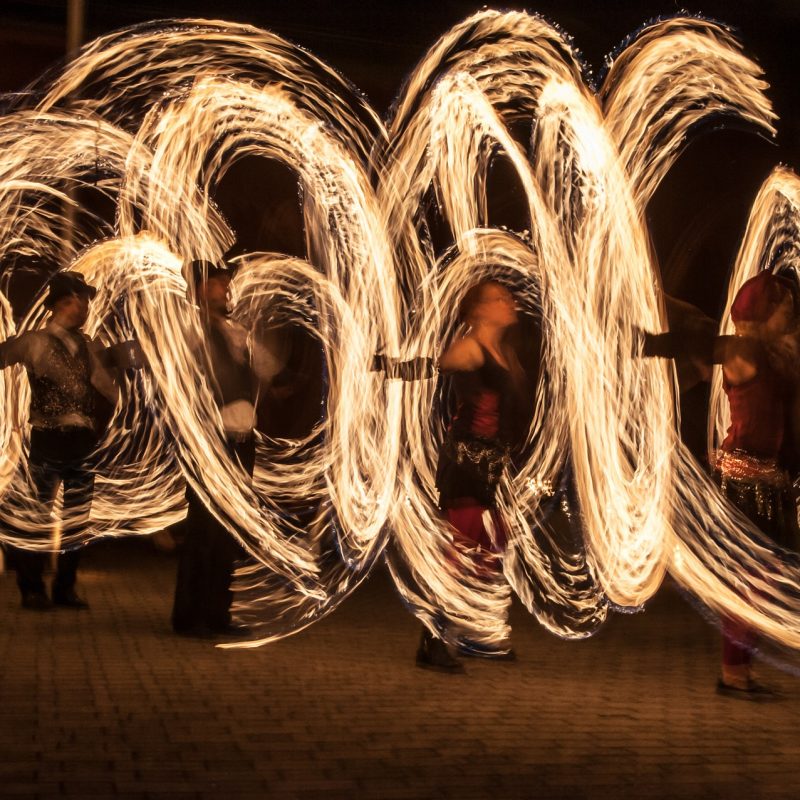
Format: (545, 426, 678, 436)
(198, 273, 231, 315)
(473, 282, 518, 329)
(54, 292, 90, 330)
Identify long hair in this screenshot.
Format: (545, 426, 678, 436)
(458, 280, 527, 392)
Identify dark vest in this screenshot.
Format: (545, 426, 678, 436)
(28, 333, 98, 427)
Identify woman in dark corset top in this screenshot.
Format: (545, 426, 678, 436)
(416, 280, 528, 673)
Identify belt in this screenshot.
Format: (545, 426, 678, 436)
(715, 449, 788, 488)
(226, 430, 254, 444)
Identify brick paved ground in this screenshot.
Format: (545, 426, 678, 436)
(1, 539, 799, 800)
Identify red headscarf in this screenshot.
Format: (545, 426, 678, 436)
(730, 271, 791, 324)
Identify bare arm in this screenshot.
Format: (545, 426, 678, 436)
(713, 335, 759, 385)
(251, 326, 289, 385)
(642, 331, 759, 388)
(438, 336, 484, 373)
(640, 294, 718, 392)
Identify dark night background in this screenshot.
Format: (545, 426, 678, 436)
(2, 1, 798, 302)
(2, 0, 798, 307)
(0, 1, 798, 447)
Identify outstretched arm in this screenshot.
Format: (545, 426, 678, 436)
(371, 337, 483, 380)
(0, 334, 30, 369)
(643, 330, 759, 386)
(641, 294, 759, 390)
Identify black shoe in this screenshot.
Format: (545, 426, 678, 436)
(458, 643, 517, 661)
(416, 629, 464, 674)
(21, 591, 53, 611)
(52, 590, 89, 610)
(716, 677, 777, 701)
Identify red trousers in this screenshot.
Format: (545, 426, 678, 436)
(445, 499, 506, 576)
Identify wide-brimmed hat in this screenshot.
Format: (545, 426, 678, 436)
(44, 271, 97, 309)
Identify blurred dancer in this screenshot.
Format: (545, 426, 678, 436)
(417, 280, 528, 672)
(171, 262, 285, 637)
(714, 272, 799, 697)
(647, 271, 799, 698)
(0, 271, 128, 610)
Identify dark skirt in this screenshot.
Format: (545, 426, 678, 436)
(714, 466, 799, 667)
(714, 471, 799, 552)
(435, 434, 510, 510)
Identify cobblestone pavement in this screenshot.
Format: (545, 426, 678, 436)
(1, 539, 799, 800)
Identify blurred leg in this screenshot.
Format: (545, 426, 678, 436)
(205, 437, 255, 631)
(172, 486, 209, 632)
(13, 438, 59, 602)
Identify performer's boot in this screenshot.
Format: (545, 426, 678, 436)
(52, 549, 88, 609)
(716, 675, 775, 700)
(415, 627, 464, 673)
(15, 549, 52, 610)
(457, 640, 517, 661)
(718, 648, 775, 700)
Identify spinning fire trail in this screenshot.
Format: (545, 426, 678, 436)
(0, 10, 799, 654)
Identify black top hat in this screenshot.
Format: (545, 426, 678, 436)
(44, 271, 97, 309)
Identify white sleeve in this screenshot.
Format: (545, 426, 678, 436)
(3, 332, 48, 374)
(0, 334, 29, 368)
(250, 326, 288, 385)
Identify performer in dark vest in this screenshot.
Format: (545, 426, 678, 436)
(171, 262, 285, 637)
(417, 280, 528, 672)
(0, 271, 124, 610)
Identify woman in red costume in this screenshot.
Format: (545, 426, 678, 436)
(649, 270, 799, 697)
(712, 270, 799, 697)
(416, 280, 528, 672)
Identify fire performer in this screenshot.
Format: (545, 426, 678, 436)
(647, 270, 799, 698)
(171, 262, 285, 638)
(0, 271, 134, 610)
(416, 280, 529, 672)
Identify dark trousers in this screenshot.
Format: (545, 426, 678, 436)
(172, 436, 256, 632)
(11, 427, 96, 598)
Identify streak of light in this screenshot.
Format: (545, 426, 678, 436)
(0, 10, 798, 654)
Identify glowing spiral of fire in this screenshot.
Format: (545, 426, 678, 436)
(0, 11, 799, 654)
